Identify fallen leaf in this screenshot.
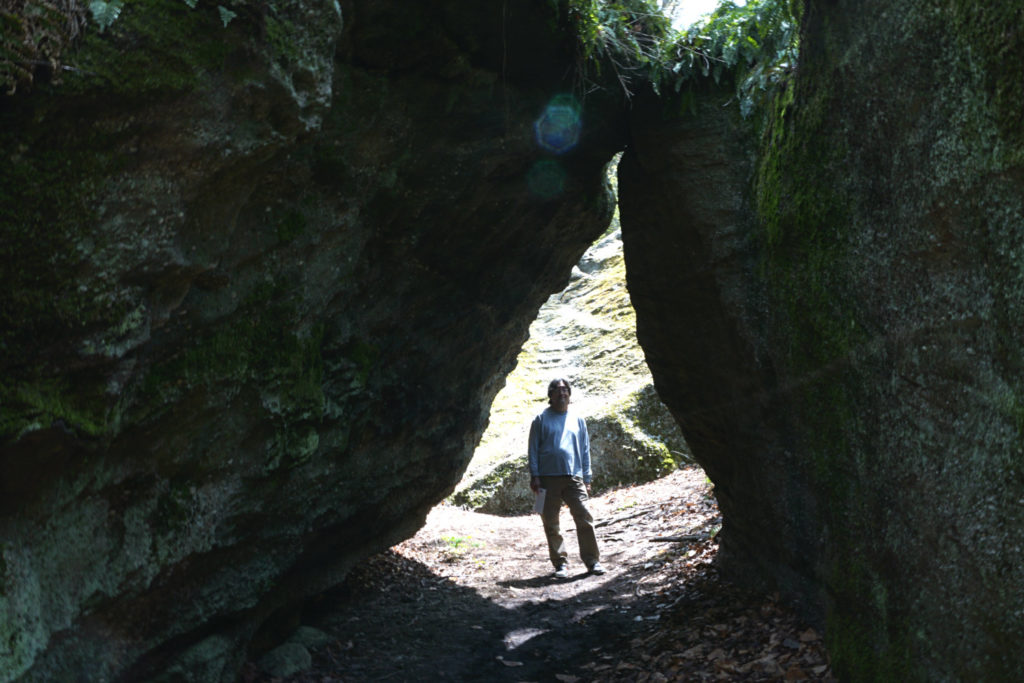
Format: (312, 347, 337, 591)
(785, 664, 808, 679)
(799, 628, 820, 642)
(714, 658, 738, 673)
(495, 656, 523, 667)
(554, 675, 579, 682)
(706, 648, 726, 661)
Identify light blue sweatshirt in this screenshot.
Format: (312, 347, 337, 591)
(528, 407, 591, 483)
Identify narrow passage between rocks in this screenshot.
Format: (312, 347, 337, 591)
(243, 467, 834, 682)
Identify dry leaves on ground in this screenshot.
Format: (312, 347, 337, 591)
(244, 467, 834, 682)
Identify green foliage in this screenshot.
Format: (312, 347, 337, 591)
(81, 0, 237, 35)
(217, 5, 236, 26)
(439, 535, 484, 562)
(441, 535, 482, 550)
(556, 0, 672, 97)
(563, 0, 673, 96)
(666, 0, 800, 116)
(88, 0, 123, 32)
(1, 0, 87, 93)
(560, 0, 798, 116)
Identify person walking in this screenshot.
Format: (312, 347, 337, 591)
(528, 378, 604, 578)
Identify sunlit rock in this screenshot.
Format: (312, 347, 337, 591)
(452, 226, 691, 514)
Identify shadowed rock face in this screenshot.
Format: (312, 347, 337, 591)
(619, 1, 1024, 678)
(5, 0, 1024, 680)
(0, 1, 624, 679)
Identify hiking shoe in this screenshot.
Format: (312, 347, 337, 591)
(588, 562, 606, 575)
(554, 564, 569, 579)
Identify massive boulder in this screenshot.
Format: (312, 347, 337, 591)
(6, 0, 1024, 679)
(619, 1, 1024, 678)
(0, 1, 625, 679)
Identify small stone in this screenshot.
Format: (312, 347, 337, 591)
(258, 642, 312, 678)
(289, 625, 332, 649)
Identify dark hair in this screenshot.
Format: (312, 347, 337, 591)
(547, 378, 571, 397)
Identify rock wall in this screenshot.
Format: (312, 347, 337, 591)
(7, 0, 1024, 679)
(0, 1, 625, 679)
(619, 1, 1024, 678)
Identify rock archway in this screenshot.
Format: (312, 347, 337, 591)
(3, 0, 1024, 680)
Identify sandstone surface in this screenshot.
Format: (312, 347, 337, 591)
(3, 0, 1024, 680)
(619, 2, 1024, 678)
(1, 1, 623, 679)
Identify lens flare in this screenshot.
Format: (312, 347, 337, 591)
(533, 94, 581, 154)
(527, 160, 566, 199)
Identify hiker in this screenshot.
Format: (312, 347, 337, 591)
(528, 378, 605, 578)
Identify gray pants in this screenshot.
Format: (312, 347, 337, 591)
(539, 475, 600, 569)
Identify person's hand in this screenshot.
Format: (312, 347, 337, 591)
(530, 476, 540, 493)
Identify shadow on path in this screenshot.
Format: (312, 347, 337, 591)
(242, 468, 833, 682)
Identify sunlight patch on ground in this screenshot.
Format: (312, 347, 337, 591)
(503, 627, 549, 649)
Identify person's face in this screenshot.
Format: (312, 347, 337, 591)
(549, 382, 570, 412)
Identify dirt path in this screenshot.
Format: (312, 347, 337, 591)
(244, 468, 834, 682)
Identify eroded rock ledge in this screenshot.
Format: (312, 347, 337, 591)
(0, 1, 625, 679)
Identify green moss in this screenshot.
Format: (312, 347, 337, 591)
(0, 88, 145, 441)
(342, 339, 380, 390)
(948, 3, 1024, 162)
(1, 380, 111, 439)
(150, 482, 193, 537)
(752, 51, 901, 680)
(265, 15, 301, 65)
(140, 287, 326, 424)
(754, 75, 867, 382)
(62, 0, 231, 96)
(264, 421, 321, 472)
(826, 555, 917, 680)
(0, 115, 118, 353)
(276, 209, 307, 244)
(448, 460, 523, 510)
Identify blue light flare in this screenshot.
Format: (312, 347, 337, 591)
(533, 95, 581, 154)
